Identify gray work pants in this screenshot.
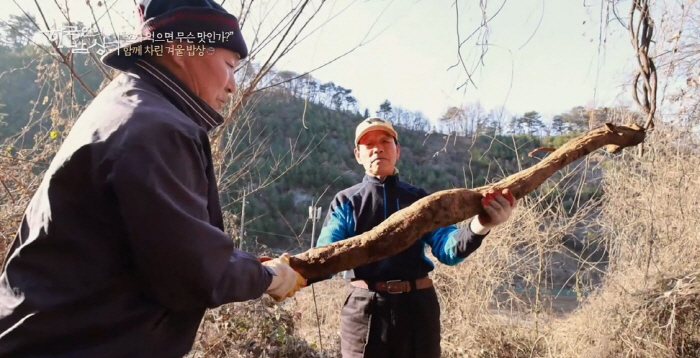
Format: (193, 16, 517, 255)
(339, 285, 441, 358)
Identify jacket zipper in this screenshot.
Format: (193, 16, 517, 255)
(382, 183, 388, 219)
(382, 182, 401, 218)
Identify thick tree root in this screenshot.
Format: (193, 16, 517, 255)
(290, 123, 646, 280)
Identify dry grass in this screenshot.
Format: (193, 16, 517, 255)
(543, 124, 700, 358)
(185, 295, 335, 358)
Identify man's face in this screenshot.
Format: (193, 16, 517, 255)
(168, 45, 240, 111)
(354, 130, 400, 178)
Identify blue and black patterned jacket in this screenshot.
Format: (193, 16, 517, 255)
(314, 172, 487, 282)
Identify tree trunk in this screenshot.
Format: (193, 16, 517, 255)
(290, 123, 646, 280)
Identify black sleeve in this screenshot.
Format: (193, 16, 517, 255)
(108, 126, 273, 311)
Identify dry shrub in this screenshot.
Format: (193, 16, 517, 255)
(0, 56, 87, 259)
(186, 295, 331, 358)
(546, 123, 700, 358)
(287, 278, 346, 356)
(183, 272, 347, 358)
(626, 273, 700, 356)
(468, 325, 550, 358)
(430, 183, 592, 358)
(550, 270, 700, 358)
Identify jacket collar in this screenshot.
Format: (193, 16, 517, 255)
(128, 59, 225, 132)
(362, 170, 400, 186)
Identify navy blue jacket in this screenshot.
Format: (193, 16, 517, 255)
(315, 173, 487, 282)
(0, 59, 274, 358)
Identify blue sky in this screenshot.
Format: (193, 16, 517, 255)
(2, 0, 641, 124)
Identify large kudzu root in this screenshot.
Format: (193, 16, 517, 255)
(290, 123, 646, 280)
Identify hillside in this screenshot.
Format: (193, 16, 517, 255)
(225, 92, 602, 252)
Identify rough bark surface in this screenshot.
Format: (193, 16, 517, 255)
(290, 123, 646, 280)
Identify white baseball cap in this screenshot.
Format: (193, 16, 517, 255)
(354, 117, 398, 146)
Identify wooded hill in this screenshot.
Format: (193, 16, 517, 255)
(227, 92, 609, 250)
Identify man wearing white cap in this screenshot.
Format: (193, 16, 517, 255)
(314, 117, 518, 358)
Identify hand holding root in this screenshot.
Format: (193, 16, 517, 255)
(470, 188, 517, 235)
(260, 253, 307, 302)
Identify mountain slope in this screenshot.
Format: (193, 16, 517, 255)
(226, 91, 601, 250)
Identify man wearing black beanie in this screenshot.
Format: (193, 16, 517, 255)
(0, 1, 306, 357)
